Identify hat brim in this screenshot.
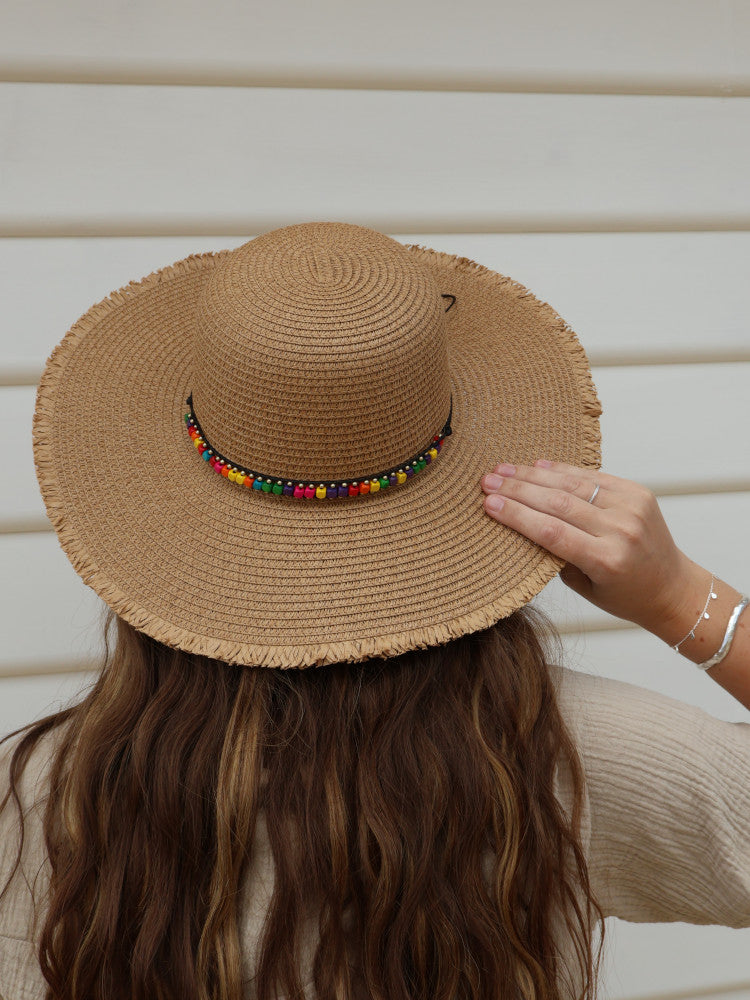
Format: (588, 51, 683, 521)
(33, 242, 602, 669)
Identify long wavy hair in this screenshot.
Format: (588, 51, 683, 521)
(0, 604, 605, 1000)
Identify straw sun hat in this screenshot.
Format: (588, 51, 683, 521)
(33, 221, 602, 670)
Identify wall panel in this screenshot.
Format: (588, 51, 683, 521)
(2, 85, 749, 236)
(1, 0, 749, 94)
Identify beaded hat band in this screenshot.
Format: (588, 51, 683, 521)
(185, 393, 453, 499)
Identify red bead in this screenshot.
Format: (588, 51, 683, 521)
(348, 483, 359, 496)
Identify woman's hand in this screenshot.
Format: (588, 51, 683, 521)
(480, 459, 699, 634)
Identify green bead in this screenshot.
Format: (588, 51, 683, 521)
(261, 480, 273, 493)
(272, 482, 283, 495)
(184, 414, 190, 424)
(379, 476, 389, 488)
(418, 458, 426, 470)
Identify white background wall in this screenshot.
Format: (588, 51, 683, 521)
(1, 2, 749, 997)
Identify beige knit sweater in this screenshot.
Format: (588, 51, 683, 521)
(1, 664, 749, 1000)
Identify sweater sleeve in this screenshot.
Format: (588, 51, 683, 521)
(551, 664, 750, 927)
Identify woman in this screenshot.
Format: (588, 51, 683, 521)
(1, 221, 748, 1000)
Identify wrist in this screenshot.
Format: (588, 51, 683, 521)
(642, 553, 710, 647)
(646, 556, 745, 665)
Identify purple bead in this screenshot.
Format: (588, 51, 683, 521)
(424, 453, 432, 463)
(389, 473, 397, 486)
(283, 482, 295, 496)
(405, 466, 414, 477)
(327, 485, 338, 499)
(337, 484, 349, 498)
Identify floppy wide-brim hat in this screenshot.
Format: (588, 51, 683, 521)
(33, 221, 602, 669)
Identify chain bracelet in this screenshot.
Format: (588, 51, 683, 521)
(672, 572, 718, 652)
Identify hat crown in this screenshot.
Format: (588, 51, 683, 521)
(192, 222, 452, 482)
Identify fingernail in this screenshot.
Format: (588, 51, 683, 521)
(484, 474, 503, 490)
(495, 463, 516, 476)
(486, 495, 505, 512)
(535, 459, 552, 468)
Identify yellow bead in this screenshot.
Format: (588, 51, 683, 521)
(396, 470, 407, 484)
(316, 485, 327, 499)
(228, 470, 237, 482)
(236, 473, 246, 486)
(193, 437, 203, 449)
(428, 447, 438, 460)
(370, 479, 380, 493)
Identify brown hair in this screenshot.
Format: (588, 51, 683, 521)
(0, 605, 604, 1000)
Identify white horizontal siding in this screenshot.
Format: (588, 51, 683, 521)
(1, 85, 749, 236)
(0, 0, 749, 95)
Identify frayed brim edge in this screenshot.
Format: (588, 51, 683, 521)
(32, 242, 602, 670)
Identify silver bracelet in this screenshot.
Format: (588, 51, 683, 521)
(672, 571, 717, 651)
(696, 595, 750, 671)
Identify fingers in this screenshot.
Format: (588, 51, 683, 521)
(482, 474, 608, 534)
(484, 464, 611, 509)
(518, 459, 633, 495)
(481, 486, 600, 572)
(480, 461, 616, 577)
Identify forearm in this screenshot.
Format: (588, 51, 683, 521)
(647, 554, 750, 711)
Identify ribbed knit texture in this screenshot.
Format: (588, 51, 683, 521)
(1, 665, 749, 999)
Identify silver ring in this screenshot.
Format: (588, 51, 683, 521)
(587, 483, 600, 505)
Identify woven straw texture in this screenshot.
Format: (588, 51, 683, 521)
(33, 222, 602, 669)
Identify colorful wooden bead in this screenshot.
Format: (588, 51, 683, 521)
(184, 400, 451, 500)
